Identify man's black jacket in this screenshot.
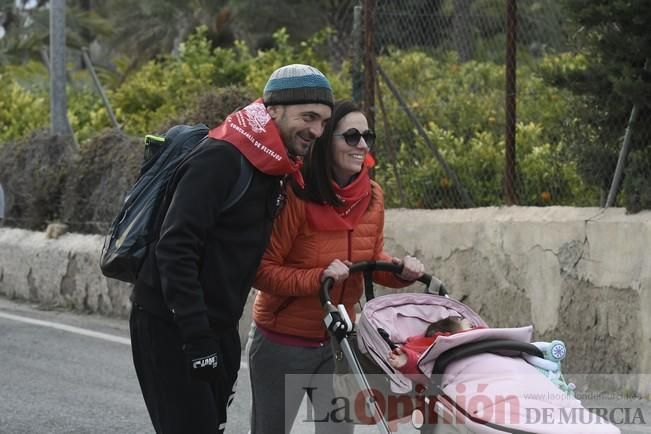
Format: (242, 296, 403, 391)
(132, 138, 283, 342)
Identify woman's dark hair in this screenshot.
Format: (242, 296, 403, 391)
(292, 100, 363, 206)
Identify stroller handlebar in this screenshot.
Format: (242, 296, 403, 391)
(319, 260, 446, 308)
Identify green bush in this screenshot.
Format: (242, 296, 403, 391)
(0, 74, 49, 145)
(0, 130, 73, 229)
(0, 28, 625, 212)
(81, 27, 349, 139)
(242, 28, 351, 101)
(374, 50, 596, 207)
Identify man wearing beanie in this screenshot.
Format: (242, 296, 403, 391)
(129, 63, 333, 434)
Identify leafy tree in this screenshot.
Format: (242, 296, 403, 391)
(229, 0, 327, 49)
(0, 0, 110, 66)
(95, 0, 233, 71)
(546, 0, 651, 211)
(228, 0, 356, 62)
(374, 0, 568, 63)
(375, 0, 449, 52)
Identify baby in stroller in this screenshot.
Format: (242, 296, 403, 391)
(387, 316, 475, 375)
(324, 261, 621, 433)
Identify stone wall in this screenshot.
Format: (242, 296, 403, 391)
(0, 229, 132, 316)
(1, 206, 649, 395)
(381, 206, 650, 396)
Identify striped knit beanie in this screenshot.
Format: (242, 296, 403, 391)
(263, 64, 334, 108)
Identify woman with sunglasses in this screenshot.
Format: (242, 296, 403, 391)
(248, 100, 425, 434)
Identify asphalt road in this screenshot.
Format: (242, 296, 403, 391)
(0, 298, 152, 433)
(1, 297, 649, 434)
(0, 298, 391, 434)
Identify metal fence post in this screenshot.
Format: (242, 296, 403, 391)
(82, 47, 120, 129)
(352, 4, 363, 104)
(363, 0, 376, 130)
(605, 59, 649, 208)
(504, 0, 518, 205)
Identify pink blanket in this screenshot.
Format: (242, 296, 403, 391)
(355, 293, 620, 433)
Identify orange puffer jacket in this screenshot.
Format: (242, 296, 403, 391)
(253, 180, 411, 339)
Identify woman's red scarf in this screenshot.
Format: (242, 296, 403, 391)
(305, 165, 372, 231)
(208, 98, 303, 184)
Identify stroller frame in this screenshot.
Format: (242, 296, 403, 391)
(321, 261, 546, 434)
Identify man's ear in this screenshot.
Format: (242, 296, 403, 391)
(266, 105, 283, 120)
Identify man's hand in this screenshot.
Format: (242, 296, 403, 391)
(182, 336, 222, 382)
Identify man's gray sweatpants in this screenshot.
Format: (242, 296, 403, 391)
(248, 325, 355, 434)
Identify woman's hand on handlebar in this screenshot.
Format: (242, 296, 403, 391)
(320, 259, 352, 284)
(392, 255, 425, 281)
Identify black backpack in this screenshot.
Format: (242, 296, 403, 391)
(100, 124, 253, 283)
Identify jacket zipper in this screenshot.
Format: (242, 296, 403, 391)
(337, 230, 352, 306)
(324, 230, 354, 341)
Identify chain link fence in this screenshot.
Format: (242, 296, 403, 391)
(357, 0, 643, 209)
(1, 1, 648, 236)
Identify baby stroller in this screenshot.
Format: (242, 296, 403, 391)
(321, 261, 621, 434)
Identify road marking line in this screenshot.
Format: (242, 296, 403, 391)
(0, 311, 131, 345)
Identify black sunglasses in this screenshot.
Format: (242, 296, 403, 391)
(333, 128, 376, 148)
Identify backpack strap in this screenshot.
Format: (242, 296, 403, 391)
(222, 153, 253, 213)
